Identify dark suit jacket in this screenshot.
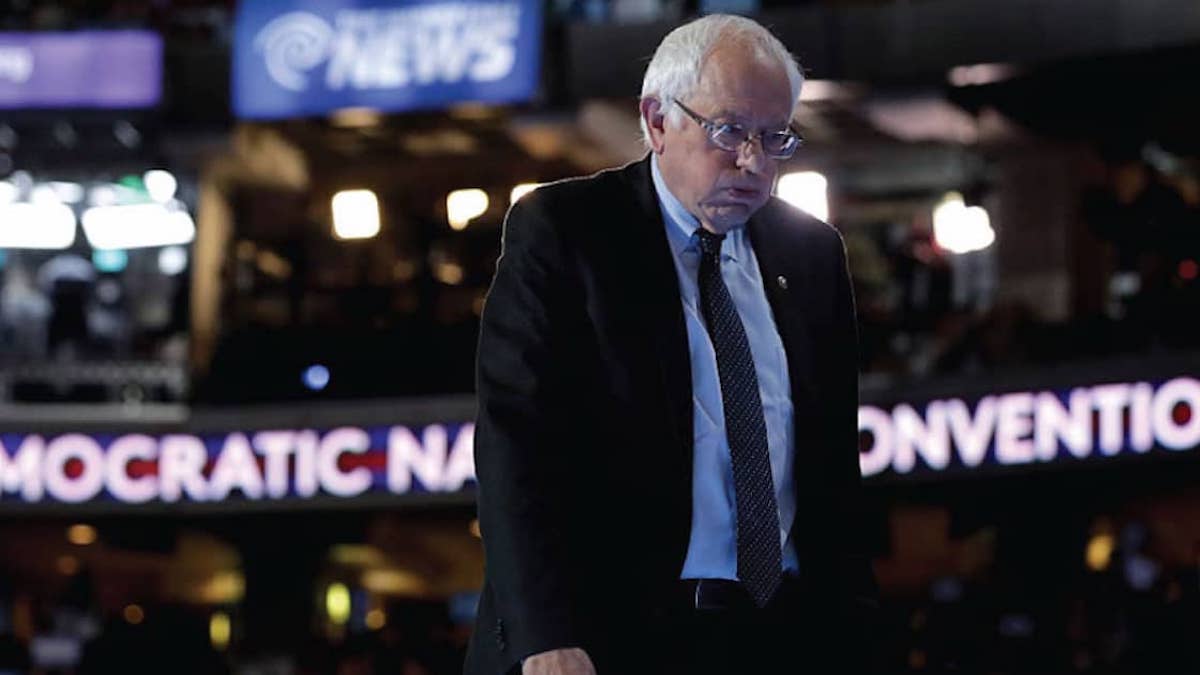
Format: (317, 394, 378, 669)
(465, 156, 878, 674)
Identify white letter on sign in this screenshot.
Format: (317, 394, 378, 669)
(44, 435, 105, 503)
(106, 434, 158, 503)
(318, 428, 372, 497)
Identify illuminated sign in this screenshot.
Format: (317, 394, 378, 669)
(859, 377, 1200, 479)
(0, 424, 474, 505)
(232, 0, 542, 119)
(0, 31, 162, 109)
(5, 377, 1198, 507)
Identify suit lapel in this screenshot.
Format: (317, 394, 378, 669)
(747, 209, 819, 410)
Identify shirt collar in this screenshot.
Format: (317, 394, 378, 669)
(650, 154, 743, 262)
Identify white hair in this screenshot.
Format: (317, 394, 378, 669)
(639, 14, 804, 146)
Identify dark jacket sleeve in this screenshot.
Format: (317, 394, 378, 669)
(473, 195, 584, 666)
(827, 229, 883, 665)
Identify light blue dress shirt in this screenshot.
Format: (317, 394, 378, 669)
(650, 157, 799, 579)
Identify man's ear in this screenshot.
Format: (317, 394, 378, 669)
(639, 97, 667, 154)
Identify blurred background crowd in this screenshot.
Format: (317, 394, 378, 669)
(1, 0, 1199, 673)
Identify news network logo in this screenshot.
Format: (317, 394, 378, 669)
(253, 3, 522, 94)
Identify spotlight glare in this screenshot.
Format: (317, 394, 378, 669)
(144, 170, 178, 203)
(303, 364, 330, 391)
(510, 183, 541, 204)
(210, 612, 231, 650)
(933, 192, 996, 254)
(332, 189, 381, 240)
(447, 189, 489, 230)
(775, 171, 829, 222)
(325, 583, 351, 625)
(158, 246, 188, 276)
(67, 523, 98, 546)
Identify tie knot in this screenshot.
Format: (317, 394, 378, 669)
(697, 228, 726, 259)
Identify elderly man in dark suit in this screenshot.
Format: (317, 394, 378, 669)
(466, 13, 879, 675)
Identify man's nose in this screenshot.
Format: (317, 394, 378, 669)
(736, 137, 769, 175)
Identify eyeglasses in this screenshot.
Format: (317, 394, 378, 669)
(672, 98, 803, 160)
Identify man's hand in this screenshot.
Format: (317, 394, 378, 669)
(521, 647, 597, 675)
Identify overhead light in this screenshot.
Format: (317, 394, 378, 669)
(330, 107, 382, 128)
(775, 171, 829, 221)
(361, 568, 424, 595)
(1086, 533, 1115, 572)
(365, 608, 386, 630)
(325, 582, 351, 624)
(0, 202, 76, 249)
(158, 246, 188, 276)
(143, 170, 178, 203)
(123, 604, 144, 625)
(67, 523, 98, 545)
(302, 364, 330, 391)
(92, 249, 129, 274)
(447, 189, 488, 230)
(510, 183, 541, 204)
(210, 612, 231, 651)
(329, 545, 386, 567)
(433, 261, 464, 285)
(932, 192, 995, 254)
(82, 203, 195, 249)
(331, 189, 381, 240)
(30, 184, 59, 204)
(88, 185, 118, 207)
(948, 63, 1017, 87)
(48, 181, 84, 204)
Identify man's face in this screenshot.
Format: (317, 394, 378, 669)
(648, 44, 793, 234)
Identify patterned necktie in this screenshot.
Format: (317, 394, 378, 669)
(695, 228, 782, 608)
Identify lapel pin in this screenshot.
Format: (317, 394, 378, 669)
(777, 275, 788, 290)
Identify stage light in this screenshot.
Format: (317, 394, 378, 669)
(325, 583, 351, 625)
(1086, 533, 1115, 571)
(331, 189, 381, 240)
(67, 524, 97, 546)
(210, 612, 231, 650)
(144, 170, 178, 203)
(88, 184, 118, 207)
(0, 202, 76, 249)
(31, 184, 60, 204)
(81, 203, 195, 249)
(447, 188, 488, 230)
(510, 183, 541, 204)
(362, 569, 424, 595)
(92, 249, 128, 274)
(158, 246, 188, 276)
(932, 192, 995, 254)
(56, 555, 80, 576)
(51, 182, 84, 203)
(433, 261, 464, 285)
(303, 364, 330, 391)
(123, 605, 144, 625)
(776, 171, 829, 221)
(365, 608, 386, 630)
